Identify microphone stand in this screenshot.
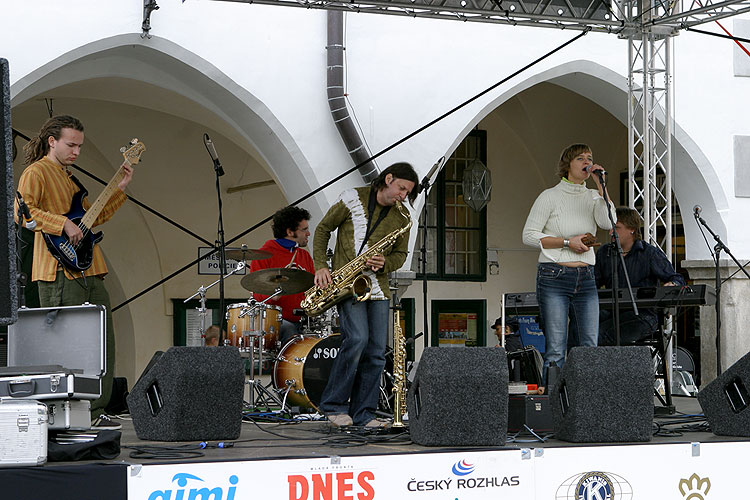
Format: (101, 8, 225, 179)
(417, 158, 443, 350)
(597, 171, 638, 346)
(211, 155, 228, 344)
(418, 197, 429, 351)
(15, 204, 28, 310)
(184, 262, 246, 346)
(694, 210, 750, 376)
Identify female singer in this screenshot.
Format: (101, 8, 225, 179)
(522, 144, 616, 382)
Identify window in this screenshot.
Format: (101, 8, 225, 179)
(414, 130, 487, 281)
(430, 299, 487, 347)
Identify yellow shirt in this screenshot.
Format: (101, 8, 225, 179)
(15, 157, 127, 282)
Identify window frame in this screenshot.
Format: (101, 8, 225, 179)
(416, 130, 488, 282)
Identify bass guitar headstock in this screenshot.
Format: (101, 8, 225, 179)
(121, 139, 146, 165)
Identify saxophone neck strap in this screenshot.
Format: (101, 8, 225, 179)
(358, 188, 391, 255)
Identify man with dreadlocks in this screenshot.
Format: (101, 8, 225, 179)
(15, 115, 134, 427)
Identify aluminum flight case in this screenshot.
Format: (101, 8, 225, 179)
(46, 399, 91, 430)
(0, 304, 105, 401)
(0, 399, 48, 467)
(0, 364, 100, 400)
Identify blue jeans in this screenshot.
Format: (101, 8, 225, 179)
(536, 263, 598, 381)
(318, 299, 389, 425)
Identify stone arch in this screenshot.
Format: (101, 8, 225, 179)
(9, 34, 324, 381)
(451, 59, 727, 261)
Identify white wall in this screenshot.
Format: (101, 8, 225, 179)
(4, 0, 749, 377)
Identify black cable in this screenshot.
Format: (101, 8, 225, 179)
(242, 414, 411, 446)
(686, 26, 750, 45)
(244, 416, 330, 441)
(12, 128, 213, 247)
(113, 30, 591, 311)
(124, 443, 206, 460)
(721, 261, 750, 284)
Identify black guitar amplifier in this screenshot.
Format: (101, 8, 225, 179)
(508, 394, 553, 433)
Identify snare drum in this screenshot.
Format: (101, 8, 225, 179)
(225, 303, 282, 351)
(272, 334, 342, 410)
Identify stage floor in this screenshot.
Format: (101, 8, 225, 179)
(85, 395, 746, 465)
(7, 395, 750, 500)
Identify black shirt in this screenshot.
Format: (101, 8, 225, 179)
(595, 239, 685, 290)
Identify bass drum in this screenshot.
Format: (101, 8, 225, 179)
(273, 334, 342, 411)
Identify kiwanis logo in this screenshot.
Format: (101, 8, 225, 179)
(678, 473, 711, 500)
(575, 472, 614, 500)
(556, 471, 633, 500)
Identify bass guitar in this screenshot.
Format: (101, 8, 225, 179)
(43, 139, 146, 273)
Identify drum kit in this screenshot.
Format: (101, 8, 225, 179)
(186, 246, 343, 413)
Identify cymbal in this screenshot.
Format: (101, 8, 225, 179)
(225, 247, 272, 261)
(240, 268, 315, 295)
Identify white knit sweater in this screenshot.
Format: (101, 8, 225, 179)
(522, 179, 616, 265)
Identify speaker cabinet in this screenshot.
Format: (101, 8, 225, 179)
(0, 58, 17, 326)
(698, 351, 750, 437)
(552, 346, 653, 442)
(407, 347, 508, 446)
(127, 347, 244, 441)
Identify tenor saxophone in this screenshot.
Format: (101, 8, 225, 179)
(301, 200, 412, 317)
(391, 302, 407, 428)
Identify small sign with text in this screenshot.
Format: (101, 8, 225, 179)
(198, 247, 248, 275)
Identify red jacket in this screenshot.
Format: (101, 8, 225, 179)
(249, 239, 314, 322)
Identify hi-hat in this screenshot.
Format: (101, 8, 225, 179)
(240, 268, 314, 295)
(225, 247, 272, 261)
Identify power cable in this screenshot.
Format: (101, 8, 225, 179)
(686, 26, 750, 45)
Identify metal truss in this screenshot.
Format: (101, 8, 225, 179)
(216, 0, 750, 32)
(625, 0, 674, 259)
(649, 0, 750, 29)
(216, 0, 629, 32)
(627, 29, 673, 258)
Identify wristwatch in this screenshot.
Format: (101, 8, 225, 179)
(563, 239, 570, 248)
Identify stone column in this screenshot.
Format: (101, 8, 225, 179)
(682, 259, 750, 388)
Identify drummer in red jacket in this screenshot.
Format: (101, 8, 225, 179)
(249, 206, 315, 347)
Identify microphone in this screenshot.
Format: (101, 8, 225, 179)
(584, 164, 606, 181)
(203, 133, 225, 176)
(693, 205, 702, 217)
(15, 191, 37, 230)
(419, 157, 445, 194)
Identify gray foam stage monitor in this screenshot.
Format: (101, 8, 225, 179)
(552, 346, 653, 443)
(407, 347, 508, 446)
(127, 347, 244, 441)
(698, 351, 750, 437)
(0, 58, 17, 326)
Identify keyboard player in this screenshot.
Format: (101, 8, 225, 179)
(594, 207, 686, 345)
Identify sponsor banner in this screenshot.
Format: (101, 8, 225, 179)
(534, 441, 750, 500)
(127, 440, 750, 499)
(668, 441, 750, 500)
(127, 449, 532, 500)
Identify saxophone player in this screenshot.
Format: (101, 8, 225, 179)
(313, 162, 418, 428)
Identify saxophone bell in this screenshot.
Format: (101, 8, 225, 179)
(352, 275, 372, 302)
